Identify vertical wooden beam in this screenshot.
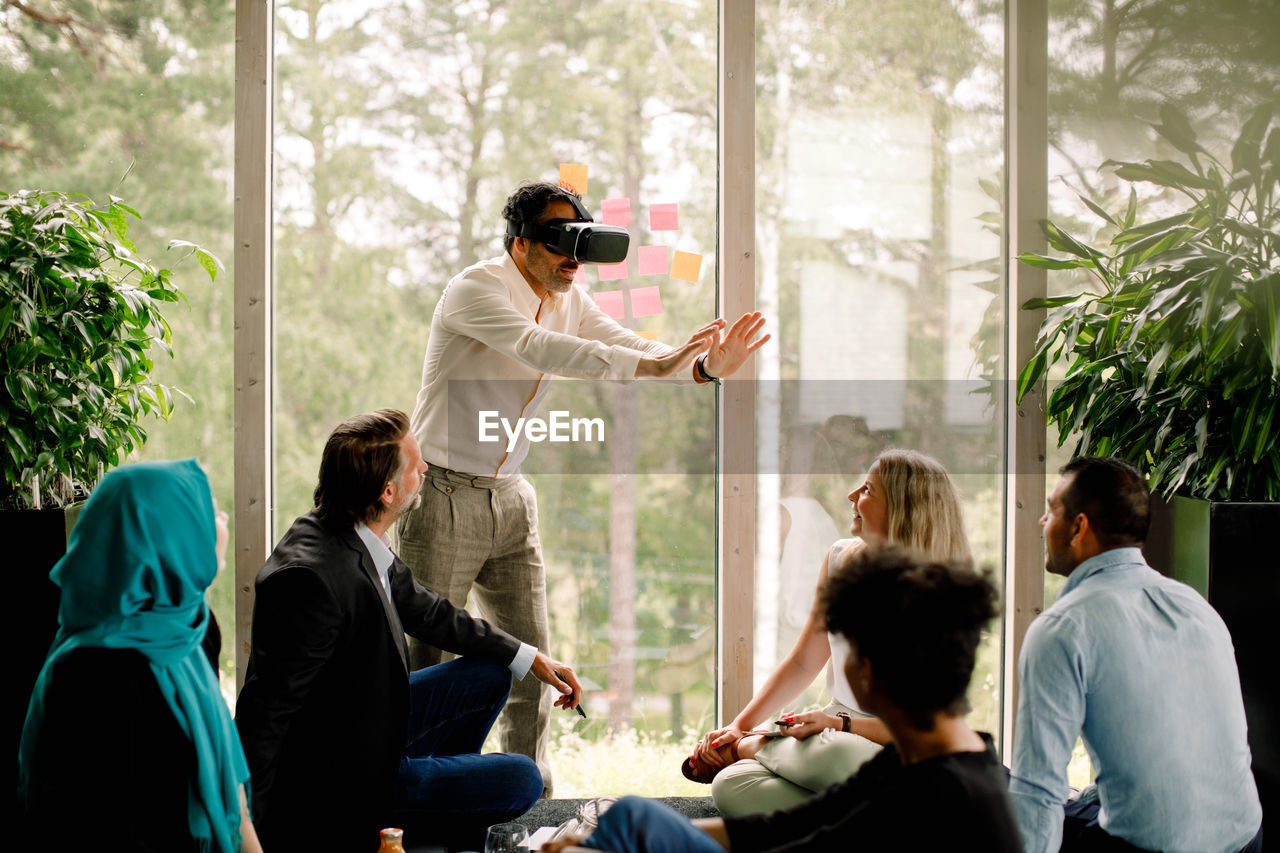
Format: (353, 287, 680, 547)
(234, 0, 272, 691)
(1003, 0, 1048, 755)
(718, 0, 756, 725)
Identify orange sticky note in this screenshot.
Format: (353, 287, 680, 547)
(636, 330, 659, 340)
(670, 251, 702, 283)
(560, 163, 588, 194)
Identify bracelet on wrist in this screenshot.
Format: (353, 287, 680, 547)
(836, 712, 852, 733)
(695, 355, 721, 385)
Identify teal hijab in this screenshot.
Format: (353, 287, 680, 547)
(18, 459, 250, 853)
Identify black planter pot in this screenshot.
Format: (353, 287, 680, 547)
(9, 507, 72, 760)
(1146, 497, 1280, 840)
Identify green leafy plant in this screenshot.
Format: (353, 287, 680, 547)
(1016, 104, 1280, 501)
(0, 190, 221, 510)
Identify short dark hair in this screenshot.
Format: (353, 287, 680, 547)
(501, 180, 583, 253)
(314, 409, 411, 526)
(1059, 456, 1150, 547)
(822, 544, 999, 730)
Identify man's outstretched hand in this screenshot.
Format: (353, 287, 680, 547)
(634, 319, 724, 378)
(530, 651, 584, 710)
(702, 311, 769, 379)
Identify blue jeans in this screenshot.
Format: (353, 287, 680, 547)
(390, 657, 543, 849)
(585, 797, 725, 853)
(1061, 793, 1263, 853)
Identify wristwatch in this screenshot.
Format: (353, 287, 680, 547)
(695, 355, 721, 385)
(836, 712, 852, 733)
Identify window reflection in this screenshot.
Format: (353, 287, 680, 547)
(752, 0, 1007, 738)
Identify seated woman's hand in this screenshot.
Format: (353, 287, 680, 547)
(541, 832, 587, 853)
(693, 725, 747, 769)
(777, 710, 841, 740)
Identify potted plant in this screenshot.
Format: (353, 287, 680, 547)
(1015, 103, 1278, 832)
(1, 190, 221, 509)
(1, 189, 219, 753)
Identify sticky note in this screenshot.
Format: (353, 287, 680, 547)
(638, 245, 668, 275)
(559, 163, 588, 194)
(636, 330, 659, 340)
(574, 265, 587, 286)
(597, 261, 628, 282)
(593, 290, 624, 319)
(670, 250, 702, 283)
(629, 285, 663, 318)
(649, 203, 678, 231)
(601, 198, 631, 227)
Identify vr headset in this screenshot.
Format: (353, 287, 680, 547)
(505, 194, 629, 264)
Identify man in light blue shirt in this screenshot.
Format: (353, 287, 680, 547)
(1010, 457, 1262, 853)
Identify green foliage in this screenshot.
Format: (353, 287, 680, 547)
(1017, 104, 1280, 501)
(0, 191, 219, 509)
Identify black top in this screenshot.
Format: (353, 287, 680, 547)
(20, 646, 202, 853)
(725, 734, 1020, 853)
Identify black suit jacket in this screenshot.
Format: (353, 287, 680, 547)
(235, 511, 521, 852)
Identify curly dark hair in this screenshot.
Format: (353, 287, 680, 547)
(1059, 456, 1150, 547)
(822, 543, 999, 730)
(501, 180, 583, 253)
(313, 409, 411, 526)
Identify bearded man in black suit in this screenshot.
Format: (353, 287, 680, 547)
(236, 409, 582, 852)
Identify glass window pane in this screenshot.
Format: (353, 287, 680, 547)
(3, 1, 236, 688)
(1044, 0, 1280, 603)
(753, 0, 1006, 737)
(271, 0, 717, 796)
(1042, 0, 1280, 788)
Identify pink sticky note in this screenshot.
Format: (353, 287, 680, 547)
(601, 197, 631, 227)
(670, 250, 702, 283)
(593, 290, 624, 319)
(574, 265, 587, 286)
(559, 163, 588, 194)
(629, 285, 663, 318)
(597, 261, 628, 282)
(649, 203, 679, 231)
(637, 245, 669, 276)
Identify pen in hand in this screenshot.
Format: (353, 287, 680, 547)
(556, 669, 586, 717)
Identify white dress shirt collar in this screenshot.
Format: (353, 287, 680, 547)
(354, 522, 394, 600)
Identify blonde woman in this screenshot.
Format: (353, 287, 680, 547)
(684, 449, 972, 817)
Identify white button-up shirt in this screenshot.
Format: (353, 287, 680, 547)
(354, 522, 536, 678)
(410, 253, 671, 476)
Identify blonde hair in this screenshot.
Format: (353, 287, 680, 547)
(873, 449, 971, 564)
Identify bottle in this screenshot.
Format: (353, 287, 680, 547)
(378, 827, 406, 852)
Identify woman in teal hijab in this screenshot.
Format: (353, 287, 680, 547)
(18, 459, 262, 853)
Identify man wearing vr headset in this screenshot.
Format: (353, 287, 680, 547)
(396, 180, 769, 794)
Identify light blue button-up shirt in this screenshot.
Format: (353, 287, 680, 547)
(1010, 547, 1260, 853)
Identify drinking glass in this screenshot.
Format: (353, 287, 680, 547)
(485, 822, 529, 853)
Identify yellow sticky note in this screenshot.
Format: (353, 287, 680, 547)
(559, 163, 588, 194)
(636, 330, 659, 340)
(670, 250, 702, 283)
